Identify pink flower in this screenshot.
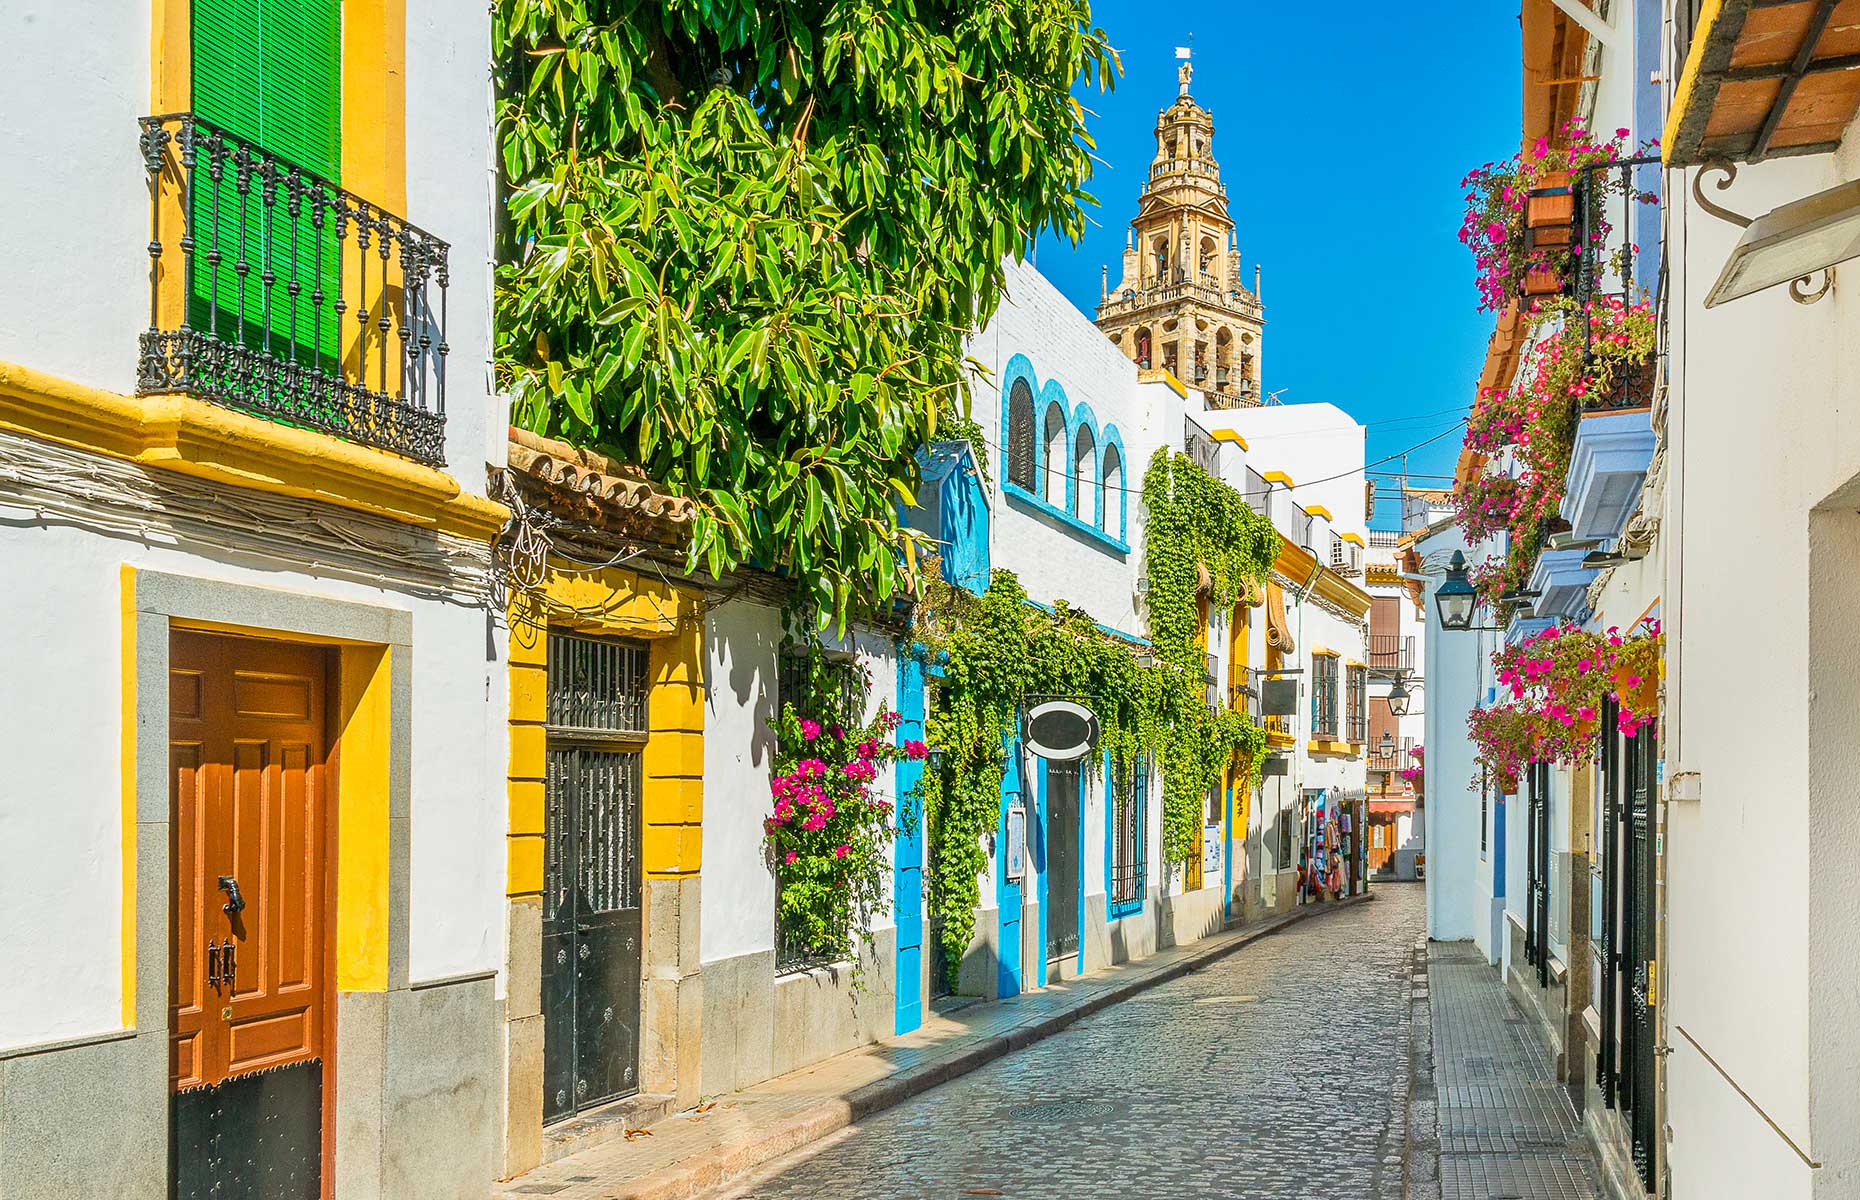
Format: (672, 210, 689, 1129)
(784, 850, 798, 865)
(833, 844, 850, 860)
(904, 739, 929, 760)
(800, 719, 822, 741)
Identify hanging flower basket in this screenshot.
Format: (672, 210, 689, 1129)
(1520, 265, 1565, 298)
(1525, 172, 1575, 250)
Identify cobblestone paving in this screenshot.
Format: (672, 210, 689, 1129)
(711, 886, 1425, 1200)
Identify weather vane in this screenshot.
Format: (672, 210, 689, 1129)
(1175, 35, 1194, 97)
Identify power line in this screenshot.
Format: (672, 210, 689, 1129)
(966, 417, 1469, 501)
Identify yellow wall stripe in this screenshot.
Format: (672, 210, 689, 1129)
(336, 644, 392, 992)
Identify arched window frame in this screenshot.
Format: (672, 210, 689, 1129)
(1100, 431, 1128, 541)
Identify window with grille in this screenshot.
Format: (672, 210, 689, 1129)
(542, 633, 649, 926)
(1006, 378, 1036, 490)
(1110, 754, 1148, 911)
(1311, 654, 1340, 739)
(1345, 665, 1367, 743)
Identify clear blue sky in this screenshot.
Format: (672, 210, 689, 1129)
(1033, 3, 1520, 527)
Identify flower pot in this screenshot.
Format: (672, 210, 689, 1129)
(1612, 666, 1658, 718)
(1589, 354, 1657, 413)
(1521, 265, 1565, 298)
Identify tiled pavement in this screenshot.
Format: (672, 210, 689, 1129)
(496, 891, 1390, 1200)
(1409, 942, 1604, 1200)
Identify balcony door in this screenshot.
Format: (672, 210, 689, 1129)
(190, 0, 343, 365)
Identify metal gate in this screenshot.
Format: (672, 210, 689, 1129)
(542, 633, 647, 1125)
(1045, 760, 1081, 963)
(1525, 761, 1551, 986)
(1623, 723, 1658, 1188)
(1597, 699, 1622, 1112)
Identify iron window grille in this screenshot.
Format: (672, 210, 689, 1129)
(541, 632, 649, 927)
(138, 113, 450, 465)
(1345, 665, 1368, 744)
(773, 649, 865, 974)
(1006, 378, 1036, 491)
(1110, 755, 1148, 910)
(1311, 655, 1340, 739)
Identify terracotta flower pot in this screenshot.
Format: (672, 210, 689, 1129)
(1521, 265, 1565, 297)
(1496, 769, 1519, 795)
(1612, 666, 1658, 717)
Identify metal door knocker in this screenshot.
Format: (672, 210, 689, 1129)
(217, 875, 246, 914)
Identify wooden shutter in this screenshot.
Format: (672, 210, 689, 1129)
(190, 0, 342, 363)
(1007, 379, 1036, 490)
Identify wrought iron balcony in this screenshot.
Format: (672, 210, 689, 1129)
(138, 113, 449, 466)
(1368, 634, 1413, 673)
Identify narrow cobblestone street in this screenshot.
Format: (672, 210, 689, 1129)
(712, 887, 1425, 1200)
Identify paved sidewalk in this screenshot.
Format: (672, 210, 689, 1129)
(1407, 940, 1604, 1200)
(497, 894, 1372, 1200)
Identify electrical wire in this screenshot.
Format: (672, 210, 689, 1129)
(969, 416, 1469, 501)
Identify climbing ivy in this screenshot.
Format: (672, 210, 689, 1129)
(1139, 448, 1277, 864)
(911, 447, 1275, 983)
(913, 569, 1163, 982)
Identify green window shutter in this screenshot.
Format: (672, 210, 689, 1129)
(189, 0, 342, 370)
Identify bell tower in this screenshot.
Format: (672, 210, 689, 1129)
(1095, 57, 1266, 408)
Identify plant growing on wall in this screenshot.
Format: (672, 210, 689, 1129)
(913, 569, 1162, 980)
(1139, 449, 1277, 864)
(492, 0, 1116, 627)
(1399, 745, 1424, 797)
(765, 644, 926, 977)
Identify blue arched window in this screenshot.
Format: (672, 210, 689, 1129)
(1006, 378, 1035, 490)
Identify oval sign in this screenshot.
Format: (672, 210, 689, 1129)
(1023, 700, 1100, 761)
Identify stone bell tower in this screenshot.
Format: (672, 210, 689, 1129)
(1095, 57, 1266, 408)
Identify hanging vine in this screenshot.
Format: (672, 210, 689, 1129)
(1139, 448, 1278, 863)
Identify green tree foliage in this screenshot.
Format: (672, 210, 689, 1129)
(493, 0, 1117, 622)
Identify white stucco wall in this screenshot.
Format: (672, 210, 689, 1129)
(0, 533, 507, 1048)
(1199, 403, 1369, 545)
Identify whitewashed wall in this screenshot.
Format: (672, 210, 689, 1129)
(0, 533, 507, 1047)
(698, 599, 782, 967)
(1199, 403, 1369, 544)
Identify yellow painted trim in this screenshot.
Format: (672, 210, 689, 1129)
(1263, 470, 1295, 487)
(1345, 660, 1366, 669)
(1266, 730, 1298, 749)
(1339, 532, 1365, 547)
(507, 564, 707, 896)
(1210, 429, 1248, 449)
(1311, 646, 1337, 659)
(1303, 504, 1333, 521)
(1136, 367, 1189, 397)
(1272, 535, 1373, 618)
(0, 363, 506, 542)
(1307, 739, 1359, 758)
(119, 565, 138, 1028)
(150, 0, 189, 330)
(1663, 0, 1725, 165)
(336, 644, 392, 992)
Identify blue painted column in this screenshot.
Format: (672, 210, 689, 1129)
(997, 729, 1025, 998)
(1034, 757, 1049, 988)
(893, 647, 927, 1034)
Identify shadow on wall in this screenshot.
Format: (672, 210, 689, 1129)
(718, 606, 783, 772)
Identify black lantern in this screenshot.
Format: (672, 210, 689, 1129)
(1378, 731, 1395, 758)
(1435, 549, 1478, 631)
(1386, 677, 1412, 718)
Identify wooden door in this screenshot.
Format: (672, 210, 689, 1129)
(170, 630, 330, 1198)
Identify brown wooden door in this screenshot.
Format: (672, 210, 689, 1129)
(170, 631, 329, 1092)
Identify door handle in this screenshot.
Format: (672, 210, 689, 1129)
(221, 938, 235, 989)
(207, 940, 222, 988)
(217, 875, 246, 915)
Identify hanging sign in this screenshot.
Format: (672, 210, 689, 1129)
(1022, 699, 1100, 761)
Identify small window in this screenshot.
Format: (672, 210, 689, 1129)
(1311, 655, 1340, 739)
(1101, 442, 1124, 536)
(1073, 424, 1097, 522)
(1006, 378, 1035, 490)
(1111, 754, 1148, 908)
(1041, 403, 1067, 505)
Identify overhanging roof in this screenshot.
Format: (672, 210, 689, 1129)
(1667, 0, 1860, 166)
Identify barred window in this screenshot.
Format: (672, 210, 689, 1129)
(1006, 378, 1035, 490)
(1312, 654, 1340, 739)
(1345, 664, 1368, 744)
(1111, 754, 1148, 909)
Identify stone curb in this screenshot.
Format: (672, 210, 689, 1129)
(604, 892, 1376, 1200)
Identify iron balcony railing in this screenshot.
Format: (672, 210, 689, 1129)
(1368, 634, 1414, 672)
(138, 113, 450, 465)
(1572, 155, 1663, 415)
(1367, 529, 1403, 549)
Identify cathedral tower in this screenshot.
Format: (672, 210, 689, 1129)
(1095, 58, 1266, 408)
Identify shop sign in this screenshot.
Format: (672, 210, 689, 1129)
(1022, 699, 1100, 761)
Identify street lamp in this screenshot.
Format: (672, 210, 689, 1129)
(1434, 549, 1479, 631)
(1385, 676, 1412, 717)
(1378, 731, 1395, 759)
